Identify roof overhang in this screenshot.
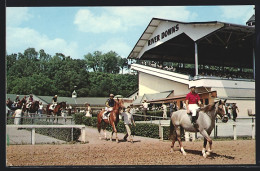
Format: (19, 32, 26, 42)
(128, 18, 255, 68)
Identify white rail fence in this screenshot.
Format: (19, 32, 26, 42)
(6, 125, 86, 145)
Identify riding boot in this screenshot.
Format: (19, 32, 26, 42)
(191, 116, 197, 124)
(192, 116, 199, 128)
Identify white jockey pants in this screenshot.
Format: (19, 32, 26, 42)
(188, 104, 199, 116)
(105, 107, 113, 112)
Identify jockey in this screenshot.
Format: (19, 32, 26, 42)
(13, 95, 20, 107)
(104, 94, 115, 117)
(185, 86, 201, 125)
(27, 94, 34, 108)
(52, 95, 58, 110)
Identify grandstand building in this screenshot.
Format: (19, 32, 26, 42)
(127, 18, 255, 116)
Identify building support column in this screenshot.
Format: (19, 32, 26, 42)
(253, 48, 255, 79)
(195, 42, 199, 76)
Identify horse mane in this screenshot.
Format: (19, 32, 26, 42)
(200, 103, 215, 113)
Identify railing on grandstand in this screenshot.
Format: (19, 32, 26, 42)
(135, 60, 254, 80)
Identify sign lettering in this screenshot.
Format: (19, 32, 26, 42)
(148, 24, 179, 46)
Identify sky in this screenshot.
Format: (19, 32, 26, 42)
(6, 5, 255, 59)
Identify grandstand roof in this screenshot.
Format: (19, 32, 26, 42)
(128, 18, 255, 68)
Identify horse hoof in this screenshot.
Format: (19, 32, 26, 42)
(170, 149, 174, 153)
(206, 152, 211, 156)
(203, 153, 207, 158)
(183, 152, 187, 156)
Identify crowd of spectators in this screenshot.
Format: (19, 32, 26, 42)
(138, 60, 254, 80)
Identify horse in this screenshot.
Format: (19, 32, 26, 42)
(23, 101, 40, 117)
(6, 98, 26, 111)
(97, 98, 125, 143)
(169, 99, 226, 158)
(46, 101, 67, 120)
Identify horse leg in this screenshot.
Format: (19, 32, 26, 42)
(169, 119, 177, 152)
(111, 122, 118, 143)
(200, 130, 213, 158)
(176, 126, 186, 155)
(170, 131, 177, 153)
(110, 130, 114, 141)
(202, 138, 208, 158)
(97, 118, 102, 140)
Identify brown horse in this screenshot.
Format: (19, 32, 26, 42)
(97, 98, 125, 143)
(46, 101, 67, 118)
(23, 101, 40, 116)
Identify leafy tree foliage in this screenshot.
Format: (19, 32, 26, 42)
(6, 48, 138, 97)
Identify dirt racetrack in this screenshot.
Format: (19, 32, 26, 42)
(6, 127, 256, 167)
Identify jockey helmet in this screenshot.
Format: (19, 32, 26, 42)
(109, 94, 114, 97)
(55, 95, 58, 97)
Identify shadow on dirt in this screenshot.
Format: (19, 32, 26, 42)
(184, 149, 235, 160)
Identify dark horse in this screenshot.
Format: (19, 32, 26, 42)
(97, 98, 125, 143)
(6, 98, 27, 111)
(169, 99, 226, 158)
(46, 101, 67, 118)
(23, 101, 40, 116)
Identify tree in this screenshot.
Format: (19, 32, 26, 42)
(102, 51, 120, 74)
(84, 51, 103, 72)
(6, 48, 138, 97)
(118, 58, 128, 74)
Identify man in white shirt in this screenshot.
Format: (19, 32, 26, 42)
(142, 100, 149, 121)
(162, 103, 167, 119)
(121, 104, 136, 143)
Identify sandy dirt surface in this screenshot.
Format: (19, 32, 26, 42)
(6, 127, 256, 167)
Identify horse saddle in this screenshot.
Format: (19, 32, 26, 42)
(49, 105, 55, 110)
(102, 111, 110, 120)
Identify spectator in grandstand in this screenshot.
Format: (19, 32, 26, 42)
(231, 103, 239, 122)
(121, 105, 136, 143)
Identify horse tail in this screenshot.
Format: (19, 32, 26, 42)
(169, 118, 176, 140)
(97, 111, 103, 133)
